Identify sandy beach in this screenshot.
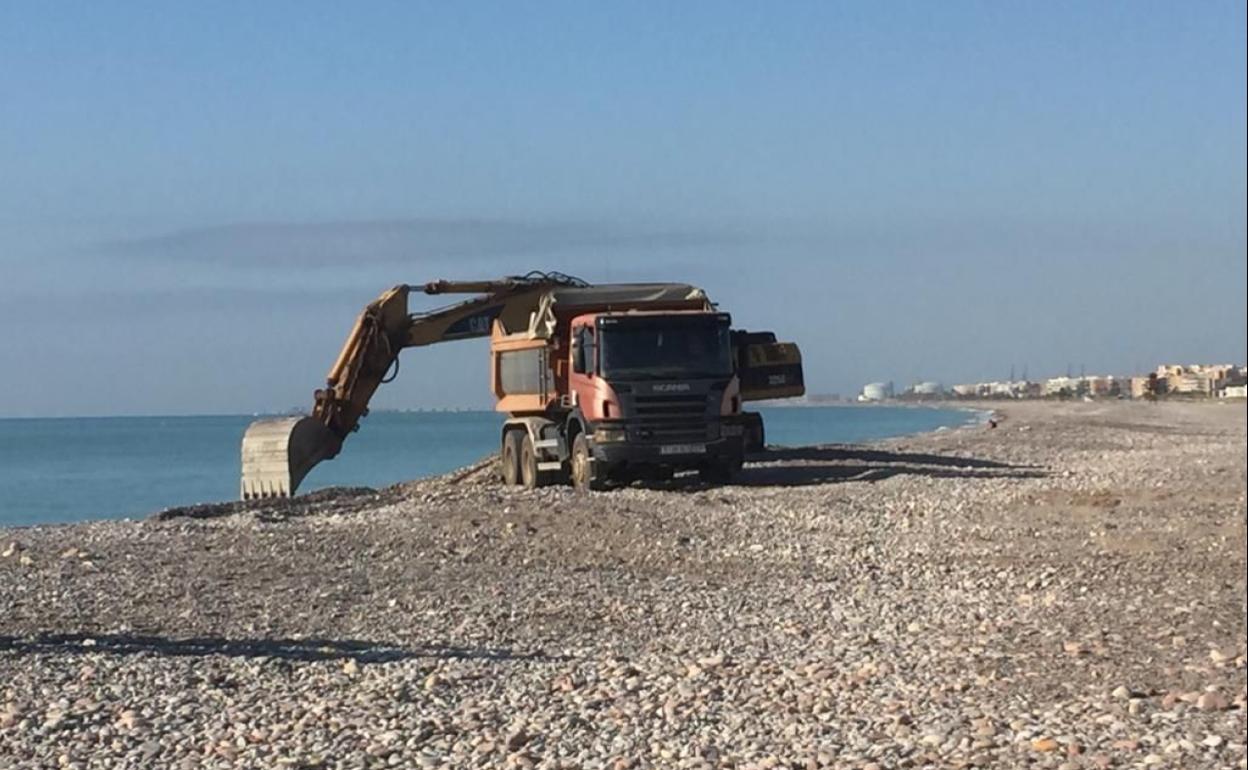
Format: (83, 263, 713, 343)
(2, 400, 1245, 769)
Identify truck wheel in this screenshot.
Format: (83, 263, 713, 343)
(570, 433, 603, 492)
(500, 430, 523, 486)
(520, 433, 539, 490)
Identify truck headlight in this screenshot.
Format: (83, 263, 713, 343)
(593, 426, 627, 443)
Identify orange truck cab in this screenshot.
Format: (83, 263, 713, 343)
(563, 309, 747, 486)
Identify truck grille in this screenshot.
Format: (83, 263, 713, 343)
(631, 394, 711, 443)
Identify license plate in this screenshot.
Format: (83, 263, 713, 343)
(660, 443, 706, 455)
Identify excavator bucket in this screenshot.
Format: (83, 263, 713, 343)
(240, 417, 341, 500)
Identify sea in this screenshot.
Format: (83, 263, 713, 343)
(0, 406, 980, 527)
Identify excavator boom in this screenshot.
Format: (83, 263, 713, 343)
(240, 272, 588, 499)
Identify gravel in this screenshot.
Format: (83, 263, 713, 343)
(2, 400, 1245, 769)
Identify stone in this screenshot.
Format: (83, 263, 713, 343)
(1031, 738, 1060, 752)
(1196, 692, 1228, 711)
(506, 729, 530, 752)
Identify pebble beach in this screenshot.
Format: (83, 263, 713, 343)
(2, 400, 1245, 769)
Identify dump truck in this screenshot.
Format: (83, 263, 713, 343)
(240, 271, 803, 498)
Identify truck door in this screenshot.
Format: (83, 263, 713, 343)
(569, 323, 598, 414)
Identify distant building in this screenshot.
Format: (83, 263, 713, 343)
(859, 382, 894, 402)
(911, 381, 943, 396)
(1166, 372, 1215, 396)
(1219, 375, 1246, 399)
(1156, 364, 1237, 380)
(1083, 375, 1118, 397)
(984, 381, 1017, 398)
(1130, 375, 1162, 399)
(1155, 364, 1240, 397)
(1018, 381, 1044, 398)
(950, 380, 1039, 399)
(949, 364, 1242, 401)
(1043, 376, 1082, 397)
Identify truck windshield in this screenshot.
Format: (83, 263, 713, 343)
(599, 319, 732, 380)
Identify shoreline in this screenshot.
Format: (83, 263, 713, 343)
(0, 405, 981, 531)
(2, 400, 1245, 768)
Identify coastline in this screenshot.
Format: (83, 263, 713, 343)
(0, 405, 978, 529)
(2, 400, 1245, 767)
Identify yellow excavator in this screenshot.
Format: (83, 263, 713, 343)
(240, 271, 803, 499)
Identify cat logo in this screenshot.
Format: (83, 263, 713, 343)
(444, 305, 504, 339)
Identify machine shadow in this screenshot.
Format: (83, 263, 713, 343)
(734, 462, 1047, 487)
(644, 444, 1047, 490)
(0, 633, 558, 665)
(755, 445, 1041, 470)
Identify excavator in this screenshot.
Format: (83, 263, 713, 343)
(240, 271, 803, 499)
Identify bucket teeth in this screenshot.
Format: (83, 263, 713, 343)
(240, 417, 340, 500)
(240, 476, 290, 501)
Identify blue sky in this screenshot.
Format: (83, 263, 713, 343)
(1, 1, 1244, 415)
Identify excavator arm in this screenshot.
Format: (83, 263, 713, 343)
(240, 272, 586, 499)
